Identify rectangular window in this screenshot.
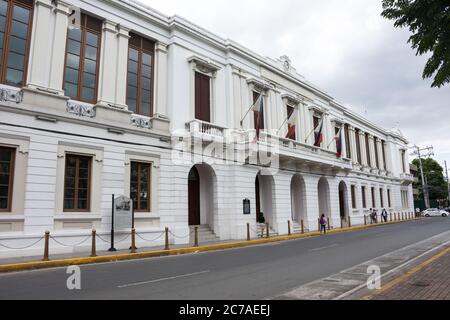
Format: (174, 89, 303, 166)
(0, 146, 15, 211)
(253, 91, 264, 130)
(365, 133, 371, 167)
(130, 161, 151, 212)
(0, 0, 34, 87)
(355, 129, 362, 164)
(371, 187, 376, 208)
(127, 33, 154, 117)
(64, 154, 91, 212)
(380, 188, 384, 208)
(286, 105, 296, 140)
(351, 185, 356, 209)
(388, 189, 391, 208)
(195, 72, 211, 122)
(382, 140, 387, 171)
(361, 186, 367, 208)
(63, 13, 102, 103)
(345, 124, 351, 159)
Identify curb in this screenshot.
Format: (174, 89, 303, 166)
(0, 218, 422, 273)
(361, 244, 450, 300)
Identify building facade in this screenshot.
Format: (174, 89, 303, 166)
(0, 0, 415, 258)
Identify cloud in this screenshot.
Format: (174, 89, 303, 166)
(138, 0, 450, 168)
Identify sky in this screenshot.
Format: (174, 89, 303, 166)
(139, 0, 450, 174)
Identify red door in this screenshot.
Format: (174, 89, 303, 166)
(188, 167, 200, 226)
(195, 72, 211, 123)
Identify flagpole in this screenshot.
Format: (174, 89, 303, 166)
(240, 94, 262, 127)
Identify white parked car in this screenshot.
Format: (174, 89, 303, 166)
(422, 208, 449, 217)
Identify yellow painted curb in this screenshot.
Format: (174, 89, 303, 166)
(0, 218, 421, 273)
(361, 244, 450, 300)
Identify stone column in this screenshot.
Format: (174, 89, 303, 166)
(27, 0, 70, 95)
(97, 20, 120, 108)
(368, 135, 376, 169)
(349, 126, 358, 164)
(153, 42, 169, 119)
(360, 131, 368, 167)
(376, 139, 385, 172)
(114, 25, 130, 110)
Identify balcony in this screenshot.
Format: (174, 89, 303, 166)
(184, 122, 353, 170)
(400, 173, 415, 185)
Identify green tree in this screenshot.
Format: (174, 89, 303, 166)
(381, 0, 450, 88)
(412, 158, 448, 200)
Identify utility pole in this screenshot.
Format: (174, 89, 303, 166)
(411, 145, 434, 209)
(445, 160, 450, 207)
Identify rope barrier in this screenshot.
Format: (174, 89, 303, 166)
(49, 235, 92, 248)
(95, 233, 111, 244)
(169, 230, 192, 239)
(0, 237, 44, 250)
(136, 232, 165, 243)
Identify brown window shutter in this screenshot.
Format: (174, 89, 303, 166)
(195, 72, 211, 122)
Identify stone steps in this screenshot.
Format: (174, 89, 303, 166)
(189, 225, 220, 244)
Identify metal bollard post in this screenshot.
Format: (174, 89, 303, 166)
(131, 228, 136, 253)
(261, 226, 264, 239)
(91, 229, 97, 257)
(266, 223, 270, 238)
(194, 226, 199, 247)
(340, 217, 343, 229)
(42, 231, 50, 262)
(165, 227, 169, 250)
(288, 220, 291, 236)
(348, 216, 352, 228)
(327, 218, 331, 231)
(301, 220, 305, 234)
(247, 223, 250, 241)
(318, 218, 320, 231)
(364, 215, 367, 226)
(390, 213, 392, 222)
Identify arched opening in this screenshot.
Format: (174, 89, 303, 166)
(188, 164, 216, 229)
(255, 171, 274, 226)
(339, 181, 349, 220)
(291, 174, 307, 223)
(318, 177, 331, 220)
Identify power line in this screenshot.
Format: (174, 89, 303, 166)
(411, 145, 434, 209)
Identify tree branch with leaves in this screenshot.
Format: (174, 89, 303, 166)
(381, 0, 450, 87)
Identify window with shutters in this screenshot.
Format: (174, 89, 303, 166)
(64, 154, 91, 212)
(63, 13, 102, 103)
(351, 185, 356, 209)
(0, 146, 15, 212)
(127, 33, 154, 117)
(130, 161, 151, 212)
(0, 0, 33, 87)
(286, 105, 296, 140)
(195, 72, 211, 122)
(365, 133, 371, 167)
(361, 186, 367, 209)
(355, 129, 362, 164)
(253, 91, 264, 131)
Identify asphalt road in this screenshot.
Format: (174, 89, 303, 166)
(1, 218, 449, 300)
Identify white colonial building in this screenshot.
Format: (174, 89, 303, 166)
(0, 0, 414, 258)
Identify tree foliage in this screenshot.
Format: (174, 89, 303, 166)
(412, 157, 448, 200)
(381, 0, 450, 87)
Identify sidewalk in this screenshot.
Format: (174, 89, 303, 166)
(368, 246, 450, 300)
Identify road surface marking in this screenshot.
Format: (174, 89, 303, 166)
(361, 245, 450, 300)
(309, 244, 338, 252)
(333, 238, 450, 300)
(118, 270, 211, 288)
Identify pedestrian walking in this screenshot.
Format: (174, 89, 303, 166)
(319, 214, 327, 234)
(381, 208, 388, 223)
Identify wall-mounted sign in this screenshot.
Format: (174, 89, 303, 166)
(243, 199, 251, 215)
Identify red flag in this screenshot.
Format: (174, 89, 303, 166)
(314, 118, 324, 147)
